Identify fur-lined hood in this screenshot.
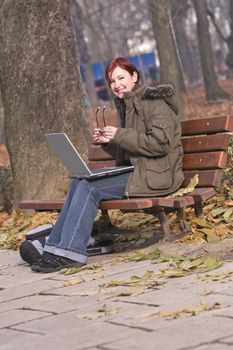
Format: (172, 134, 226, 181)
(114, 83, 178, 115)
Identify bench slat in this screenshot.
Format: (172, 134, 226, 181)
(20, 199, 64, 210)
(150, 196, 195, 208)
(99, 198, 153, 210)
(183, 151, 227, 170)
(183, 169, 222, 188)
(182, 134, 230, 153)
(190, 187, 217, 201)
(181, 115, 233, 136)
(19, 187, 216, 212)
(88, 147, 114, 161)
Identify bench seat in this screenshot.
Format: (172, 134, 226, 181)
(19, 187, 216, 211)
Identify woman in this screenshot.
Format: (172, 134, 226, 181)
(31, 57, 184, 273)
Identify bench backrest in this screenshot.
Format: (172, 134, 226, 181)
(88, 115, 233, 189)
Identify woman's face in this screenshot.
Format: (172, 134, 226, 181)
(109, 66, 138, 98)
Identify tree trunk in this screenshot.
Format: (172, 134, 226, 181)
(226, 0, 233, 76)
(0, 0, 90, 207)
(172, 0, 200, 85)
(193, 0, 230, 101)
(148, 0, 184, 115)
(70, 0, 99, 107)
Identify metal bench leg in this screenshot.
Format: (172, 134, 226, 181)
(100, 209, 113, 227)
(154, 207, 173, 241)
(177, 208, 190, 234)
(194, 200, 204, 218)
(92, 209, 113, 236)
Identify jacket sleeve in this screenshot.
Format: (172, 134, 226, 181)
(101, 141, 117, 158)
(113, 101, 177, 157)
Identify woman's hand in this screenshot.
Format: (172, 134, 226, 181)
(102, 126, 117, 140)
(93, 128, 110, 144)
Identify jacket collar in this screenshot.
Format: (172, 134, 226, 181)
(114, 85, 146, 109)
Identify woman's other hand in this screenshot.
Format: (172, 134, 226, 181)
(93, 128, 110, 144)
(102, 126, 117, 140)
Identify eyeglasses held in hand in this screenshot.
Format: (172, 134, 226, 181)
(95, 106, 106, 133)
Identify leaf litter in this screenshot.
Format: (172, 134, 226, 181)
(133, 300, 228, 321)
(76, 304, 121, 320)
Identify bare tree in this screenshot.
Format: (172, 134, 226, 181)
(172, 0, 200, 85)
(0, 0, 89, 207)
(148, 0, 184, 113)
(206, 0, 232, 75)
(70, 0, 99, 106)
(193, 0, 230, 101)
(225, 0, 233, 76)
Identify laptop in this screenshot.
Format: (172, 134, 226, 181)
(44, 133, 134, 180)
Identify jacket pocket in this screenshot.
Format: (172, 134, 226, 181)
(145, 157, 172, 190)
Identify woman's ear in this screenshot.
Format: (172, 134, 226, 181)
(133, 71, 138, 83)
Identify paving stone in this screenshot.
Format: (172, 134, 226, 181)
(0, 293, 63, 313)
(1, 293, 107, 315)
(0, 250, 20, 268)
(0, 277, 65, 303)
(219, 287, 233, 296)
(0, 329, 43, 350)
(12, 310, 142, 349)
(194, 344, 232, 350)
(0, 263, 55, 288)
(100, 316, 233, 350)
(0, 309, 50, 329)
(220, 335, 233, 344)
(213, 305, 233, 318)
(109, 293, 233, 332)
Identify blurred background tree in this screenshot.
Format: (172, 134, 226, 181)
(193, 0, 230, 100)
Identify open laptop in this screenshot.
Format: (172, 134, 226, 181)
(44, 133, 134, 180)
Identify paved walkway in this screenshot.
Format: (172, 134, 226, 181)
(1, 242, 233, 350)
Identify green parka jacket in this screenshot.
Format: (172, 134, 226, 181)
(102, 85, 184, 197)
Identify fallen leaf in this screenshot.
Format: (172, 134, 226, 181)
(77, 289, 99, 296)
(198, 270, 233, 283)
(159, 301, 227, 319)
(192, 217, 213, 228)
(167, 174, 199, 198)
(211, 207, 228, 217)
(76, 304, 121, 320)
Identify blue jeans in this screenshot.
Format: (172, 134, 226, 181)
(44, 173, 129, 263)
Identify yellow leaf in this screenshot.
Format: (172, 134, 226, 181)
(159, 301, 227, 319)
(223, 208, 233, 222)
(211, 207, 227, 217)
(197, 228, 220, 243)
(167, 174, 199, 198)
(198, 271, 233, 282)
(76, 305, 121, 320)
(199, 257, 224, 272)
(77, 290, 99, 296)
(192, 217, 213, 228)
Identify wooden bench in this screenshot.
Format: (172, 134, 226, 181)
(19, 115, 233, 241)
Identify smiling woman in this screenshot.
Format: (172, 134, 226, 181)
(29, 57, 183, 274)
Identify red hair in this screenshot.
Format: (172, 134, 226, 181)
(105, 57, 140, 85)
